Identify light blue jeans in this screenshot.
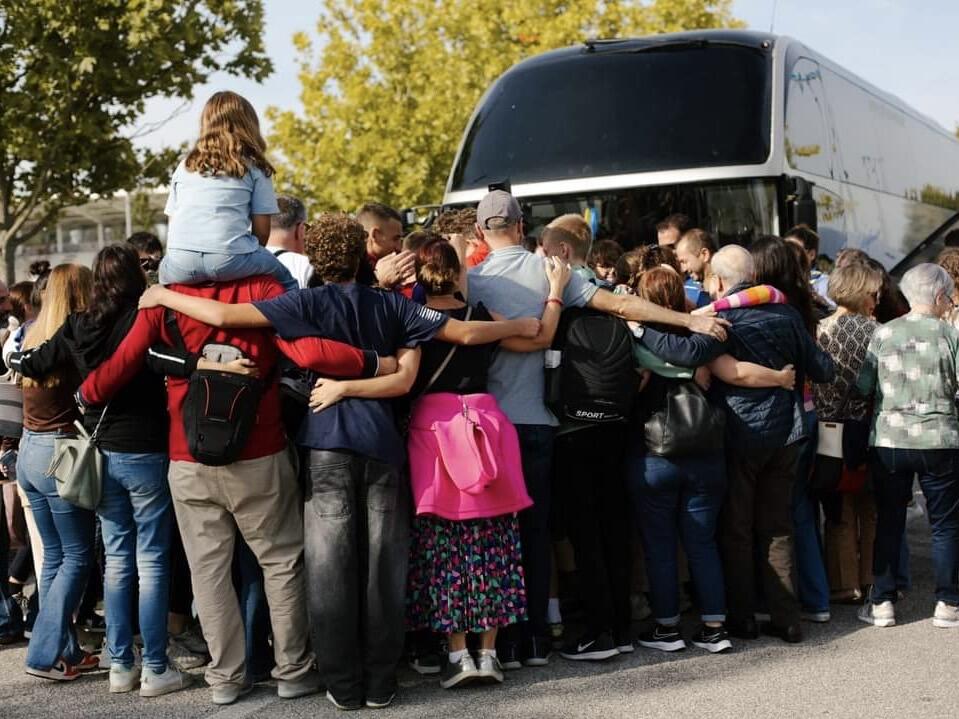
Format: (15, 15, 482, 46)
(98, 451, 172, 672)
(161, 246, 298, 292)
(17, 429, 95, 670)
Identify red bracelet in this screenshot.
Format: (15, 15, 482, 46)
(545, 298, 564, 308)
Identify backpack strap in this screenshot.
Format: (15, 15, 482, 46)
(164, 308, 187, 352)
(273, 249, 288, 258)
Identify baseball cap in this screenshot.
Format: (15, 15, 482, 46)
(476, 190, 522, 230)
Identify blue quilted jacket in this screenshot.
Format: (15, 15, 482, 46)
(639, 283, 835, 449)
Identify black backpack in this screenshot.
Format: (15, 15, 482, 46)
(165, 310, 265, 466)
(545, 307, 637, 424)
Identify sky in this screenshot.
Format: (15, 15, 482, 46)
(135, 0, 959, 152)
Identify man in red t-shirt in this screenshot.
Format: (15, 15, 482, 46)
(80, 275, 385, 706)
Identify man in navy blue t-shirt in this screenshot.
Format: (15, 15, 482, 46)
(139, 212, 539, 710)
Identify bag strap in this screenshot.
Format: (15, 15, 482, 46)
(90, 403, 110, 442)
(164, 308, 187, 352)
(421, 305, 472, 396)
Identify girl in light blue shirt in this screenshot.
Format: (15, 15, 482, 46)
(160, 91, 297, 292)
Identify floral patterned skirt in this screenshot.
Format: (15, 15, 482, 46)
(406, 513, 527, 635)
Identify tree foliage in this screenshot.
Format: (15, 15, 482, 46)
(270, 0, 742, 213)
(0, 0, 271, 281)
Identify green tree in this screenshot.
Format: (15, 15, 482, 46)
(270, 0, 742, 213)
(0, 1, 272, 282)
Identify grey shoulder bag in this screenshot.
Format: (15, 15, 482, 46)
(49, 406, 108, 511)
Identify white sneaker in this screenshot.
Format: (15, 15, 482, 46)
(858, 601, 895, 627)
(140, 665, 192, 697)
(932, 601, 959, 628)
(109, 664, 140, 693)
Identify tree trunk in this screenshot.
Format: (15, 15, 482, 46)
(2, 232, 23, 285)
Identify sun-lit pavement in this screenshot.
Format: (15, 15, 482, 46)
(2, 511, 956, 719)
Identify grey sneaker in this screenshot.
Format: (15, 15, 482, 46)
(140, 665, 191, 697)
(933, 601, 959, 628)
(475, 650, 504, 684)
(109, 664, 140, 693)
(439, 653, 479, 689)
(211, 679, 253, 705)
(277, 670, 322, 699)
(168, 636, 209, 670)
(858, 601, 895, 627)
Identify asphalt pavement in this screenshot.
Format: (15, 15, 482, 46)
(1, 512, 955, 719)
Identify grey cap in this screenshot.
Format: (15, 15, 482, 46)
(476, 190, 522, 229)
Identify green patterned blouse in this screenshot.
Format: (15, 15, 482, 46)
(856, 313, 959, 449)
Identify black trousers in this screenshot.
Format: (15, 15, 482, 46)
(554, 424, 632, 637)
(721, 443, 801, 627)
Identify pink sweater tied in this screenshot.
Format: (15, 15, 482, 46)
(408, 392, 532, 520)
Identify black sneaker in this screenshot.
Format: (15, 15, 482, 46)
(614, 630, 635, 654)
(522, 635, 552, 667)
(638, 624, 686, 652)
(691, 625, 732, 654)
(560, 632, 619, 661)
(496, 638, 522, 671)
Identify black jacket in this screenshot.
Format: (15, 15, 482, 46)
(11, 306, 170, 453)
(639, 283, 835, 449)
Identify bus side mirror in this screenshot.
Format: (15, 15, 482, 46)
(785, 176, 818, 231)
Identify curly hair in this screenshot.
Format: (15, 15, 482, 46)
(432, 207, 477, 239)
(185, 91, 274, 178)
(304, 212, 367, 283)
(937, 247, 959, 289)
(615, 244, 681, 293)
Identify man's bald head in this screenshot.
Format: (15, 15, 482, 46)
(710, 245, 754, 297)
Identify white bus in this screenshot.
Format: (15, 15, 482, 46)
(442, 30, 959, 270)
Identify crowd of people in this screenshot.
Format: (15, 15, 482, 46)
(1, 89, 958, 711)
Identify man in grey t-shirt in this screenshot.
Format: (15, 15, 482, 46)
(467, 190, 727, 667)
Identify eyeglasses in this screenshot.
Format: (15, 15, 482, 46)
(140, 257, 161, 272)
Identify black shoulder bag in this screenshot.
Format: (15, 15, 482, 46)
(165, 309, 265, 466)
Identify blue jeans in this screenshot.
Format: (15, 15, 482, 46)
(513, 425, 556, 639)
(793, 412, 830, 612)
(627, 452, 727, 624)
(161, 246, 298, 292)
(871, 448, 959, 605)
(232, 534, 275, 681)
(98, 451, 171, 672)
(17, 429, 95, 669)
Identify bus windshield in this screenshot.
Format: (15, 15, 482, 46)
(450, 44, 772, 193)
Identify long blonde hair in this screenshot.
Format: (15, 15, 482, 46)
(22, 264, 93, 388)
(184, 91, 275, 178)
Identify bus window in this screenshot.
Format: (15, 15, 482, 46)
(450, 45, 772, 193)
(785, 57, 833, 179)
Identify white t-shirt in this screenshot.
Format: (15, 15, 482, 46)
(268, 247, 314, 289)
